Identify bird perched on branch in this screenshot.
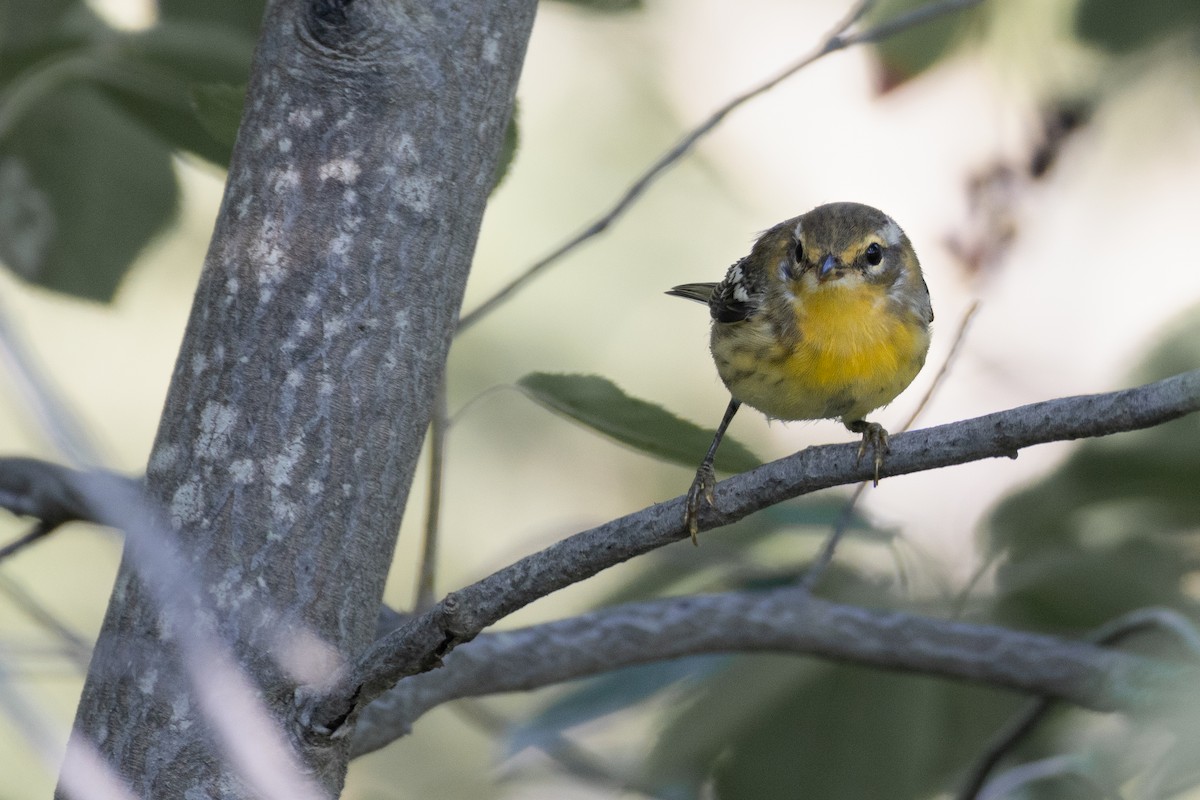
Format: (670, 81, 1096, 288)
(668, 202, 933, 543)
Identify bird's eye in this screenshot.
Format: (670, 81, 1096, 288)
(794, 239, 804, 263)
(864, 242, 883, 266)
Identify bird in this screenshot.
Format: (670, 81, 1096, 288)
(667, 202, 933, 543)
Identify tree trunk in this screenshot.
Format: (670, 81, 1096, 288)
(57, 0, 536, 796)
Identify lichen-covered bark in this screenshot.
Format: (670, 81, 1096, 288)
(58, 0, 537, 796)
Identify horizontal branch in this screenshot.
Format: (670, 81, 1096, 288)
(0, 457, 105, 526)
(299, 370, 1200, 736)
(350, 588, 1199, 757)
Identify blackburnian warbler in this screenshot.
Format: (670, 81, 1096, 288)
(668, 202, 933, 543)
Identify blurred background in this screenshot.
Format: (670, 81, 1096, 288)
(2, 0, 1200, 797)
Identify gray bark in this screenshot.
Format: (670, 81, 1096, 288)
(56, 0, 536, 797)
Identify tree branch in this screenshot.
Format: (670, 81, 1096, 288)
(0, 457, 111, 527)
(350, 590, 1199, 757)
(299, 369, 1200, 734)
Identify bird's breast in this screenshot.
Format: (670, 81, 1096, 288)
(710, 282, 930, 422)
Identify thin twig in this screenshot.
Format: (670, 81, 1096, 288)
(899, 301, 982, 433)
(802, 301, 981, 590)
(0, 519, 59, 562)
(0, 572, 92, 670)
(0, 300, 100, 466)
(415, 381, 449, 612)
(799, 482, 867, 591)
(957, 608, 1200, 800)
(0, 656, 138, 800)
(456, 0, 985, 333)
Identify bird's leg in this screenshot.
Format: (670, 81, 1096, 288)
(845, 419, 889, 487)
(684, 398, 741, 545)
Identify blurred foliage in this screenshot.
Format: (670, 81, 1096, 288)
(0, 0, 256, 300)
(158, 0, 266, 39)
(869, 0, 1200, 91)
(492, 104, 521, 192)
(505, 496, 1025, 800)
(190, 82, 245, 150)
(0, 0, 534, 302)
(865, 0, 985, 88)
(1075, 0, 1200, 54)
(987, 304, 1200, 632)
(506, 307, 1200, 797)
(518, 373, 760, 474)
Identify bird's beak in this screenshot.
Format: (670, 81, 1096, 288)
(817, 254, 839, 281)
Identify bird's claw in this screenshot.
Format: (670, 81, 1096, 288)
(683, 463, 717, 545)
(853, 422, 890, 487)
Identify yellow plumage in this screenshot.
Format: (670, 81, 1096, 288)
(718, 281, 929, 422)
(668, 202, 933, 542)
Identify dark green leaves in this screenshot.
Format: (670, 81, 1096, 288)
(0, 85, 178, 301)
(518, 373, 759, 474)
(101, 22, 255, 167)
(1076, 0, 1200, 54)
(191, 83, 245, 150)
(157, 0, 267, 40)
(866, 0, 983, 87)
(491, 102, 520, 192)
(0, 2, 255, 300)
(650, 661, 1013, 800)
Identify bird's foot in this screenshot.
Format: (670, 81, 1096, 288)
(683, 462, 717, 546)
(848, 420, 889, 487)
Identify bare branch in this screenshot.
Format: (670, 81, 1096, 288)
(415, 383, 449, 612)
(0, 457, 111, 527)
(299, 369, 1200, 735)
(351, 590, 1199, 757)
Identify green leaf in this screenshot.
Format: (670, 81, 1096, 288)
(157, 0, 267, 39)
(0, 0, 80, 51)
(191, 83, 245, 151)
(643, 658, 1013, 799)
(1075, 0, 1200, 54)
(517, 373, 760, 474)
(491, 101, 519, 192)
(91, 23, 254, 166)
(867, 0, 982, 87)
(0, 85, 177, 301)
(506, 657, 729, 758)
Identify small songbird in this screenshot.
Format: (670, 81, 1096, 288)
(667, 202, 933, 543)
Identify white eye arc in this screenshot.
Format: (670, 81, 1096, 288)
(881, 219, 902, 246)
